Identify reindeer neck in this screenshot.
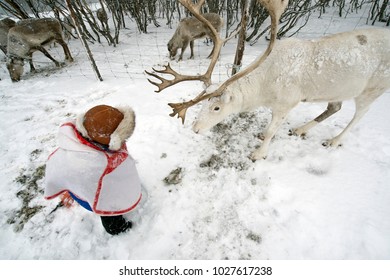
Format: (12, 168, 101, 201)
(229, 64, 269, 112)
(8, 35, 29, 57)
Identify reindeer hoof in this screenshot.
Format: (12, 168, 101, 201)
(322, 141, 329, 147)
(289, 128, 306, 138)
(248, 155, 257, 163)
(249, 151, 267, 161)
(322, 140, 342, 148)
(256, 133, 265, 141)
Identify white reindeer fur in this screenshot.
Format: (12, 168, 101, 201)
(193, 28, 390, 160)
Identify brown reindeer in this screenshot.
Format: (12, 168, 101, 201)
(96, 8, 109, 31)
(167, 12, 223, 61)
(0, 18, 16, 54)
(6, 18, 73, 82)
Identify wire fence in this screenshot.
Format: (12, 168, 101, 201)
(0, 1, 388, 83)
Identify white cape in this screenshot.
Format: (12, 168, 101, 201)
(44, 122, 142, 215)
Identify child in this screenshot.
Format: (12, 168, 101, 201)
(44, 105, 142, 235)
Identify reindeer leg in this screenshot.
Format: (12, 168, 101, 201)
(207, 39, 215, 59)
(250, 106, 293, 160)
(189, 40, 195, 59)
(324, 89, 385, 147)
(27, 52, 36, 72)
(28, 59, 35, 72)
(179, 41, 189, 61)
(55, 38, 74, 62)
(291, 102, 342, 137)
(36, 46, 61, 67)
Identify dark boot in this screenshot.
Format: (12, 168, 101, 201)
(100, 215, 132, 235)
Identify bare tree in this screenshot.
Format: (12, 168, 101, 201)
(65, 0, 103, 81)
(0, 0, 30, 19)
(369, 0, 390, 26)
(1, 0, 387, 53)
(232, 0, 248, 76)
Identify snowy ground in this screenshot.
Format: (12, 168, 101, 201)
(0, 5, 389, 260)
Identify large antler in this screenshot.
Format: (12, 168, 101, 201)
(196, 0, 290, 99)
(146, 63, 211, 93)
(147, 0, 289, 124)
(145, 0, 224, 92)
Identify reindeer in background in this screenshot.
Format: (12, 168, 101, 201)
(6, 18, 73, 82)
(0, 18, 16, 54)
(97, 8, 109, 31)
(167, 12, 223, 61)
(147, 0, 390, 160)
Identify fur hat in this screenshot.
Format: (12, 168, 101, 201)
(76, 105, 136, 151)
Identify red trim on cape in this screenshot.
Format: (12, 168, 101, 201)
(45, 190, 142, 216)
(45, 122, 141, 216)
(47, 147, 59, 160)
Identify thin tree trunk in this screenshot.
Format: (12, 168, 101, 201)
(65, 0, 103, 81)
(232, 0, 248, 76)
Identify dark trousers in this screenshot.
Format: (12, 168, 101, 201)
(100, 215, 132, 235)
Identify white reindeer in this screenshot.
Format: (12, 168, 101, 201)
(146, 1, 388, 160)
(193, 28, 390, 160)
(6, 18, 73, 82)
